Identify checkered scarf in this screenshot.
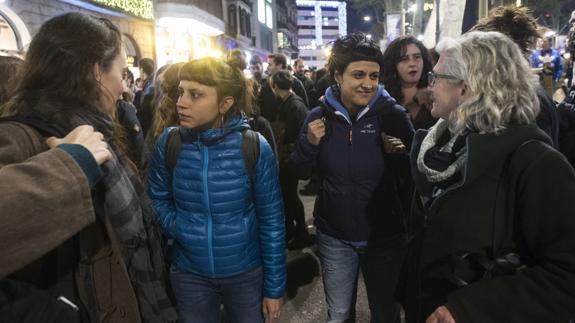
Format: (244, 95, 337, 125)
(34, 106, 178, 323)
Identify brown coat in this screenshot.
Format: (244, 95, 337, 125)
(0, 122, 142, 323)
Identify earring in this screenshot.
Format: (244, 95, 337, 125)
(220, 113, 225, 127)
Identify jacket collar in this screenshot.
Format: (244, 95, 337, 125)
(181, 113, 249, 144)
(324, 85, 391, 124)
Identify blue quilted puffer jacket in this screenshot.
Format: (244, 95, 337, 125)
(147, 114, 286, 298)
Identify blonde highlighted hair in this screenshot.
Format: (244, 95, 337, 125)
(436, 31, 540, 135)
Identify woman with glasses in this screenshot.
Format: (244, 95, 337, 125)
(291, 33, 414, 323)
(407, 31, 575, 323)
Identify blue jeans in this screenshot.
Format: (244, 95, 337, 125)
(170, 266, 264, 323)
(317, 230, 406, 323)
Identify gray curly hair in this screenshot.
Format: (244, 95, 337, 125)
(436, 31, 540, 135)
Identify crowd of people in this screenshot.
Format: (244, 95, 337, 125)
(1, 5, 575, 323)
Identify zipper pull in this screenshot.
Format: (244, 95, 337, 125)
(348, 129, 352, 145)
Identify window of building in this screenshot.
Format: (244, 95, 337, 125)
(0, 16, 18, 54)
(227, 5, 237, 36)
(239, 8, 245, 36)
(246, 13, 251, 37)
(258, 0, 273, 29)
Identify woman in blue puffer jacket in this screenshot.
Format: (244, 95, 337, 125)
(148, 57, 285, 323)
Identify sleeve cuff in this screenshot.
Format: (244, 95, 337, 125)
(57, 144, 102, 188)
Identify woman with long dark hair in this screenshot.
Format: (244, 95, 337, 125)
(382, 36, 436, 131)
(0, 12, 177, 323)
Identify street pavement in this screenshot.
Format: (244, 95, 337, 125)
(279, 180, 371, 323)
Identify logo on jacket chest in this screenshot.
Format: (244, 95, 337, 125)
(217, 152, 236, 158)
(359, 123, 377, 134)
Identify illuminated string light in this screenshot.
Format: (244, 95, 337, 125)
(91, 0, 154, 19)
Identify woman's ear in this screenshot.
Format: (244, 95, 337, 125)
(93, 63, 102, 82)
(219, 96, 235, 114)
(334, 71, 342, 85)
(460, 81, 471, 100)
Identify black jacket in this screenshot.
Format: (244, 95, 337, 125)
(259, 76, 309, 122)
(295, 73, 318, 108)
(408, 123, 575, 323)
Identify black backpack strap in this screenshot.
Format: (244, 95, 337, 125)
(241, 128, 260, 181)
(165, 127, 182, 180)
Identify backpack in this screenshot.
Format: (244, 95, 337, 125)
(164, 127, 260, 181)
(0, 116, 89, 322)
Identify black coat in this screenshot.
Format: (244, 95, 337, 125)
(258, 76, 309, 122)
(408, 123, 575, 322)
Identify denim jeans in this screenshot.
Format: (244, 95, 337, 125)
(317, 230, 406, 323)
(170, 266, 264, 323)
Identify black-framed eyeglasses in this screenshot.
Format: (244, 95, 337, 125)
(428, 71, 461, 86)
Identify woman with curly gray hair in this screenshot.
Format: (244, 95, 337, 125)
(407, 31, 575, 323)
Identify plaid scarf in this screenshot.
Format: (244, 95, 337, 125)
(29, 105, 178, 323)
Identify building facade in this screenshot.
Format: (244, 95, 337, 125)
(223, 0, 255, 54)
(296, 0, 346, 69)
(0, 0, 155, 70)
(154, 0, 225, 66)
(276, 0, 298, 61)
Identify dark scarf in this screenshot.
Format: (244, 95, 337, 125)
(24, 105, 178, 323)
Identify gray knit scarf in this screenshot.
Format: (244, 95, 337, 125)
(417, 119, 467, 184)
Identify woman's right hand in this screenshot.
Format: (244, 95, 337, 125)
(46, 125, 112, 165)
(307, 118, 325, 146)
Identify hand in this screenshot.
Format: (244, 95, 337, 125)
(262, 297, 283, 323)
(381, 132, 406, 154)
(46, 125, 111, 165)
(426, 305, 456, 323)
(307, 118, 326, 146)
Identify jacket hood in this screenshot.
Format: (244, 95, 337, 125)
(323, 85, 394, 124)
(181, 113, 249, 144)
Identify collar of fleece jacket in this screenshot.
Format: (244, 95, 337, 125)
(323, 84, 393, 124)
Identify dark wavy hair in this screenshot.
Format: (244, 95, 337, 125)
(471, 6, 541, 54)
(327, 33, 384, 85)
(381, 36, 432, 105)
(2, 12, 122, 115)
